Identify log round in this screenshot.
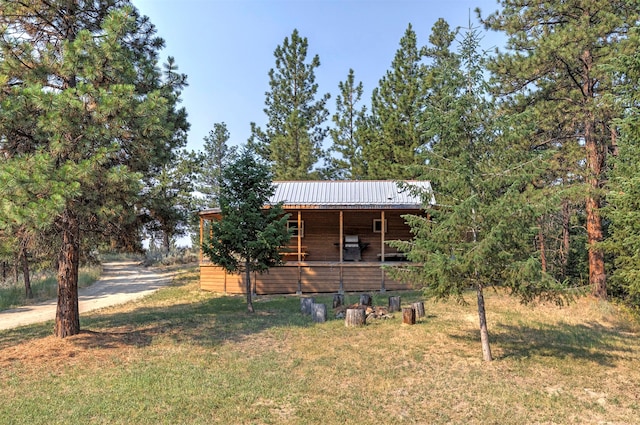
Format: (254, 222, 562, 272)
(359, 293, 372, 306)
(345, 308, 366, 327)
(388, 296, 401, 312)
(402, 307, 416, 325)
(412, 301, 425, 318)
(312, 303, 327, 323)
(300, 297, 315, 315)
(332, 293, 344, 309)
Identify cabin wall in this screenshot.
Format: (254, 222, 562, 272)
(284, 210, 418, 263)
(200, 263, 412, 295)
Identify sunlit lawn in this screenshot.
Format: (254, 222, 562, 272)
(1, 265, 639, 424)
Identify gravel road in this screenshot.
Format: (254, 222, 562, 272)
(0, 261, 173, 331)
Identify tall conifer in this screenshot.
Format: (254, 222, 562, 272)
(365, 24, 426, 179)
(482, 0, 640, 298)
(0, 1, 188, 337)
(249, 29, 330, 180)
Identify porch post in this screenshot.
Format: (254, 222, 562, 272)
(297, 210, 302, 295)
(380, 210, 386, 293)
(339, 210, 344, 294)
(199, 215, 204, 263)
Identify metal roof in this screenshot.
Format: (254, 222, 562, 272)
(268, 180, 434, 210)
(199, 180, 435, 217)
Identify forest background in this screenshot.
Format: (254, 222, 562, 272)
(1, 0, 639, 338)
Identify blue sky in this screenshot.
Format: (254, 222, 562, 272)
(132, 0, 505, 153)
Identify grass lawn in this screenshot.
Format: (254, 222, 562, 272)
(1, 265, 639, 424)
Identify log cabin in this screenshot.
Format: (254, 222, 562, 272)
(199, 180, 434, 295)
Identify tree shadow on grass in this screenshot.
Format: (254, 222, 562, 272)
(450, 321, 637, 365)
(70, 294, 316, 351)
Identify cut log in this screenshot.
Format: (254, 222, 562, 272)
(359, 293, 372, 306)
(345, 308, 366, 327)
(388, 296, 401, 312)
(411, 301, 425, 318)
(332, 293, 344, 309)
(300, 297, 315, 315)
(402, 307, 416, 325)
(311, 303, 327, 323)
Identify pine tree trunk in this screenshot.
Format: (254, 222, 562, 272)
(585, 125, 607, 299)
(537, 217, 547, 274)
(561, 199, 570, 274)
(245, 261, 254, 313)
(54, 209, 81, 338)
(582, 48, 607, 299)
(476, 284, 492, 362)
(21, 245, 32, 299)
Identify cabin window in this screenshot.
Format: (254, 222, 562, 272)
(373, 219, 387, 233)
(287, 220, 304, 237)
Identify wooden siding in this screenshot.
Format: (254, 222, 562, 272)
(200, 263, 412, 295)
(282, 210, 419, 262)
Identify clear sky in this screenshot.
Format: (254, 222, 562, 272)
(131, 0, 505, 153)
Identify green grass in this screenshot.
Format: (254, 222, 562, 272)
(1, 266, 639, 424)
(0, 266, 101, 311)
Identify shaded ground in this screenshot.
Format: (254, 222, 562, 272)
(0, 261, 173, 331)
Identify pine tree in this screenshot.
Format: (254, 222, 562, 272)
(202, 148, 291, 312)
(249, 29, 330, 180)
(0, 1, 188, 337)
(141, 150, 199, 253)
(390, 21, 566, 361)
(327, 69, 368, 179)
(364, 24, 426, 179)
(198, 122, 237, 207)
(482, 0, 640, 299)
(603, 25, 640, 306)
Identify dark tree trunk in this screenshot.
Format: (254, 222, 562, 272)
(245, 260, 254, 313)
(21, 245, 32, 299)
(54, 209, 81, 338)
(537, 217, 547, 274)
(476, 284, 493, 362)
(163, 231, 170, 254)
(561, 199, 570, 274)
(582, 48, 607, 299)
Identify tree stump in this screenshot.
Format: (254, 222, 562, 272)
(359, 293, 372, 306)
(311, 303, 327, 323)
(345, 308, 366, 327)
(411, 301, 425, 318)
(402, 307, 416, 325)
(332, 293, 344, 309)
(300, 297, 315, 315)
(388, 296, 401, 312)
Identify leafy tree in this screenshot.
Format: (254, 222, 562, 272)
(390, 22, 566, 361)
(202, 148, 291, 312)
(327, 69, 368, 179)
(0, 1, 188, 337)
(482, 0, 640, 299)
(603, 25, 640, 307)
(364, 24, 427, 179)
(249, 29, 330, 180)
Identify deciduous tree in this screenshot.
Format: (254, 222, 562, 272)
(202, 148, 290, 312)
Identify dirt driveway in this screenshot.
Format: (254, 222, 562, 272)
(0, 261, 173, 331)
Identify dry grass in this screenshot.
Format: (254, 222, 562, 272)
(1, 266, 639, 424)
